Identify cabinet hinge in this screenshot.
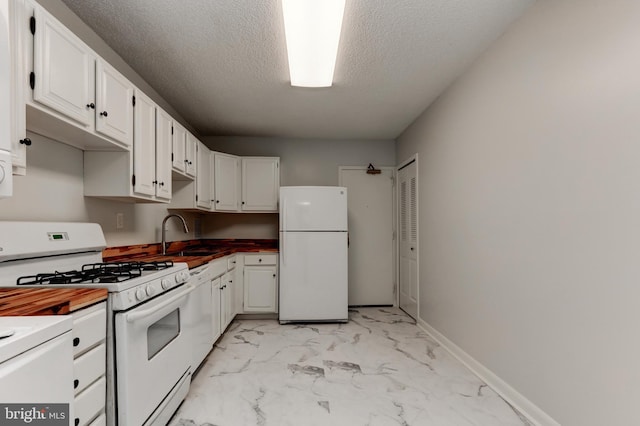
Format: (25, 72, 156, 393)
(195, 194, 198, 201)
(131, 174, 136, 187)
(171, 153, 174, 161)
(132, 95, 136, 107)
(171, 126, 174, 135)
(30, 16, 35, 35)
(29, 72, 35, 90)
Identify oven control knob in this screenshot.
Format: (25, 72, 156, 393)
(161, 279, 171, 289)
(135, 288, 146, 301)
(146, 285, 156, 297)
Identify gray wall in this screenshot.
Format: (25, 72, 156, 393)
(396, 0, 640, 424)
(202, 137, 395, 238)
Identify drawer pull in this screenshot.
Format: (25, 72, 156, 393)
(74, 379, 79, 389)
(73, 337, 80, 347)
(258, 258, 262, 262)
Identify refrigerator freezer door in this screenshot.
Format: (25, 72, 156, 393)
(280, 186, 348, 231)
(279, 231, 348, 322)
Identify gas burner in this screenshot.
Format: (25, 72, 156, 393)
(17, 270, 87, 286)
(82, 261, 174, 273)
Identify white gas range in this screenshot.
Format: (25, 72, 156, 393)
(0, 222, 193, 426)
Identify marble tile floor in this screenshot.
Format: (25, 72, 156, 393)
(169, 308, 532, 426)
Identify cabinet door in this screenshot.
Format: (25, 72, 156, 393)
(9, 0, 27, 170)
(244, 266, 277, 312)
(33, 6, 95, 127)
(214, 153, 239, 211)
(172, 123, 186, 172)
(95, 60, 134, 147)
(185, 133, 197, 177)
(196, 141, 211, 209)
(155, 108, 173, 200)
(219, 276, 228, 332)
(242, 157, 280, 211)
(211, 278, 221, 344)
(132, 90, 156, 197)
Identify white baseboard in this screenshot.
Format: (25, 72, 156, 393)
(416, 318, 560, 426)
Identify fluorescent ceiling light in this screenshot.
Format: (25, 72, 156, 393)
(282, 0, 346, 88)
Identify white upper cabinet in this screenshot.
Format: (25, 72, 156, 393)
(213, 152, 240, 211)
(185, 133, 197, 178)
(33, 5, 95, 128)
(155, 108, 173, 201)
(95, 59, 134, 147)
(195, 141, 211, 210)
(132, 90, 156, 198)
(9, 0, 28, 173)
(241, 157, 279, 211)
(172, 122, 187, 174)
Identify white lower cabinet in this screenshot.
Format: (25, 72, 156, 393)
(210, 256, 236, 343)
(211, 277, 222, 343)
(242, 254, 278, 313)
(71, 302, 107, 426)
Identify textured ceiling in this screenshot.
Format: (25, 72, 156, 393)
(59, 0, 533, 139)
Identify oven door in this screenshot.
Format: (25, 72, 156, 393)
(114, 284, 193, 426)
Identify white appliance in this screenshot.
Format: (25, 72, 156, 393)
(279, 186, 348, 323)
(185, 263, 214, 370)
(0, 0, 13, 199)
(0, 222, 193, 426)
(0, 316, 73, 421)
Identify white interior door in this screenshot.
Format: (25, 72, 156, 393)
(398, 159, 418, 319)
(339, 167, 395, 306)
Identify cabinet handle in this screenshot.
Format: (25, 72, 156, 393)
(75, 418, 79, 426)
(152, 180, 158, 185)
(184, 159, 188, 163)
(273, 274, 276, 278)
(73, 337, 80, 347)
(86, 102, 95, 109)
(229, 280, 233, 283)
(410, 247, 414, 251)
(242, 201, 245, 205)
(74, 379, 79, 389)
(100, 111, 108, 117)
(258, 258, 262, 263)
(19, 138, 32, 146)
(216, 200, 220, 204)
(159, 182, 165, 187)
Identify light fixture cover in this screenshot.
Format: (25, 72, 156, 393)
(282, 0, 346, 87)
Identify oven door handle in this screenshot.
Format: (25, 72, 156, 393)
(126, 285, 194, 323)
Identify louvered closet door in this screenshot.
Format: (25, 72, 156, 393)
(398, 160, 418, 319)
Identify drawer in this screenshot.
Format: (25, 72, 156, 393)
(73, 344, 106, 396)
(72, 304, 106, 357)
(88, 413, 105, 426)
(244, 254, 277, 266)
(74, 376, 106, 426)
(227, 255, 237, 271)
(209, 258, 226, 278)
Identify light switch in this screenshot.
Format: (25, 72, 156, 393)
(116, 213, 124, 229)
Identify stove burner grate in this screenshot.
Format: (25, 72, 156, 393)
(16, 260, 175, 286)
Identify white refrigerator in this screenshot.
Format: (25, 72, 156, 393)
(279, 186, 348, 323)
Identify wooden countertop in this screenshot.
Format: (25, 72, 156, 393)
(0, 288, 108, 316)
(103, 239, 279, 269)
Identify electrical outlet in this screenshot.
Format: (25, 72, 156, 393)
(116, 213, 124, 229)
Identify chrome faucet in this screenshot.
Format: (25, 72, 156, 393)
(161, 214, 189, 255)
